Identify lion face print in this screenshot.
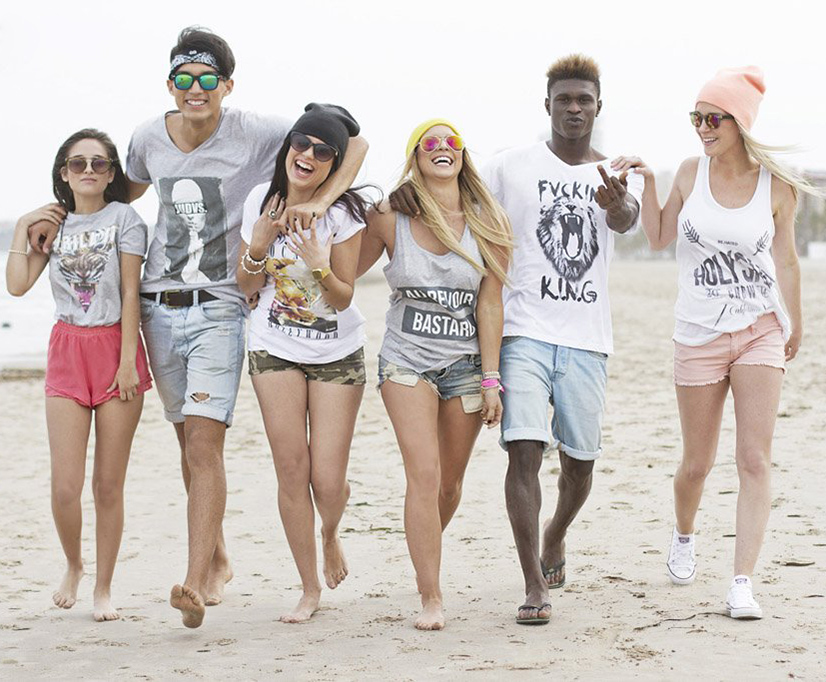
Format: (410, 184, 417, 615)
(55, 225, 117, 312)
(536, 199, 599, 282)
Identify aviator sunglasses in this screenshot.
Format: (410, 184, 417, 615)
(171, 72, 222, 91)
(65, 156, 114, 174)
(418, 134, 464, 153)
(689, 111, 734, 129)
(289, 131, 338, 163)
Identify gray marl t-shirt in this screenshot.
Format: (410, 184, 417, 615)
(126, 108, 290, 303)
(49, 202, 147, 326)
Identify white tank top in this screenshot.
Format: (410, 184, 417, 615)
(673, 156, 790, 346)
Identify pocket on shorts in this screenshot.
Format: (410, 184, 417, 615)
(378, 357, 420, 388)
(585, 349, 608, 361)
(201, 300, 243, 322)
(460, 392, 483, 414)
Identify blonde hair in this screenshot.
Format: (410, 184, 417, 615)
(397, 150, 513, 283)
(737, 122, 822, 199)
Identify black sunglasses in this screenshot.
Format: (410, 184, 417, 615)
(289, 131, 338, 163)
(689, 111, 734, 129)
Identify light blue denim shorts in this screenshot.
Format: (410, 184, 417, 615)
(377, 354, 484, 413)
(140, 298, 245, 426)
(499, 336, 607, 460)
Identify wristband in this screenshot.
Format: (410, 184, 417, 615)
(481, 378, 504, 393)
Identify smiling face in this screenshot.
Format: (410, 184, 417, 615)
(59, 139, 114, 202)
(545, 79, 601, 141)
(167, 62, 233, 123)
(695, 101, 742, 157)
(285, 134, 335, 194)
(415, 125, 463, 182)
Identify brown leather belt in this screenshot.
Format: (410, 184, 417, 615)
(140, 290, 219, 307)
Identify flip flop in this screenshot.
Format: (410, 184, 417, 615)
(516, 602, 552, 625)
(541, 560, 566, 589)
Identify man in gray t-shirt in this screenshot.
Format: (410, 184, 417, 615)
(30, 26, 368, 630)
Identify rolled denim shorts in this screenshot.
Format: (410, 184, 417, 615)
(377, 354, 484, 414)
(499, 336, 607, 461)
(140, 297, 245, 426)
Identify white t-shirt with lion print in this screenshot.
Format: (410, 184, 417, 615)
(483, 142, 643, 355)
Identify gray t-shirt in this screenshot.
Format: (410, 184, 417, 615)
(126, 107, 290, 302)
(380, 213, 483, 373)
(49, 202, 148, 326)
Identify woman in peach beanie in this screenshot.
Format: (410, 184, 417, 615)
(612, 67, 818, 619)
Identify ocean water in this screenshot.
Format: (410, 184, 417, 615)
(0, 252, 55, 370)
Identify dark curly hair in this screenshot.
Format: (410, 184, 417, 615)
(51, 129, 128, 212)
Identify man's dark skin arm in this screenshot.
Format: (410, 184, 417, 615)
(389, 183, 420, 217)
(595, 164, 639, 234)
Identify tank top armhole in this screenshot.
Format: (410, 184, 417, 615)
(695, 156, 710, 204)
(759, 165, 774, 219)
(383, 212, 408, 272)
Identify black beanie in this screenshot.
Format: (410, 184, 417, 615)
(290, 103, 360, 169)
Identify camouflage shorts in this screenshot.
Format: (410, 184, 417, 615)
(248, 347, 366, 385)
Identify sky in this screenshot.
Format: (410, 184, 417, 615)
(1, 0, 824, 224)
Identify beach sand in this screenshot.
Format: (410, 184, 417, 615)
(1, 260, 825, 681)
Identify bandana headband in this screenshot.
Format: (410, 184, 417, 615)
(169, 50, 221, 77)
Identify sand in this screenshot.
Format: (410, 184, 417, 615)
(1, 260, 825, 681)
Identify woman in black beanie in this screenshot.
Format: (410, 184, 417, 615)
(237, 103, 371, 623)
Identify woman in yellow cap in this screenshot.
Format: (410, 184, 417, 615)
(359, 120, 512, 630)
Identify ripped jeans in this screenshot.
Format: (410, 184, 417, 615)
(140, 297, 245, 426)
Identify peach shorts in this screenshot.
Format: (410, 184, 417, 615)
(673, 314, 786, 387)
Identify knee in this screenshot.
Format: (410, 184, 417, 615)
(92, 476, 123, 508)
(275, 455, 310, 492)
(737, 447, 771, 480)
(310, 476, 346, 507)
(439, 478, 463, 506)
(406, 460, 440, 495)
(679, 457, 714, 484)
(52, 481, 83, 508)
(560, 456, 594, 489)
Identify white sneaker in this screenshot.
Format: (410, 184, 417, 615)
(726, 575, 763, 620)
(666, 527, 696, 585)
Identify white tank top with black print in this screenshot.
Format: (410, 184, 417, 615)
(673, 156, 790, 346)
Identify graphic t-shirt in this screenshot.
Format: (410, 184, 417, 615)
(241, 183, 366, 364)
(673, 156, 790, 345)
(483, 142, 643, 355)
(126, 107, 290, 303)
(49, 202, 147, 326)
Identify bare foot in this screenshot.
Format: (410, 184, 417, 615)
(170, 584, 205, 628)
(204, 562, 233, 606)
(279, 591, 321, 624)
(415, 598, 445, 631)
(322, 533, 348, 589)
(53, 564, 84, 609)
(93, 588, 120, 622)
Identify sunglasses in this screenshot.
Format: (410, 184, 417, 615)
(289, 131, 338, 163)
(419, 135, 464, 153)
(689, 111, 734, 129)
(171, 72, 222, 91)
(65, 156, 114, 174)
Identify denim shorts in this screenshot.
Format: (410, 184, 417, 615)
(377, 354, 484, 414)
(499, 336, 607, 460)
(140, 297, 245, 426)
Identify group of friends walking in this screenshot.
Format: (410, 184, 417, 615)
(5, 27, 814, 630)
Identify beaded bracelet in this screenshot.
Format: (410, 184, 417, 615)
(241, 247, 266, 275)
(8, 248, 28, 256)
(483, 371, 501, 379)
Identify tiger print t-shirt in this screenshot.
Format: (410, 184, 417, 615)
(49, 202, 148, 327)
(482, 142, 643, 355)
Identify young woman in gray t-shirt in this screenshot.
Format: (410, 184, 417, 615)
(6, 129, 151, 623)
(358, 119, 512, 631)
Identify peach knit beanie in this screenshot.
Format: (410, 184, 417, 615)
(696, 66, 765, 130)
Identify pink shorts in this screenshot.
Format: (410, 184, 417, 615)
(45, 321, 153, 408)
(674, 314, 786, 387)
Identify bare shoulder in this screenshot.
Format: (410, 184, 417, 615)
(770, 174, 797, 210)
(366, 200, 396, 235)
(674, 157, 701, 197)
